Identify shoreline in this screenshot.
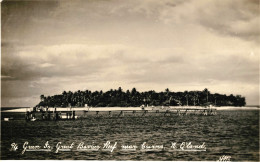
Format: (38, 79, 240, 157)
(2, 106, 259, 113)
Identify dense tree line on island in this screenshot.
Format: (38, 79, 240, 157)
(36, 88, 246, 108)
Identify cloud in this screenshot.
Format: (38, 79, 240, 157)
(39, 63, 55, 68)
(1, 0, 259, 106)
(195, 0, 259, 43)
(2, 43, 128, 81)
(1, 75, 14, 80)
(132, 0, 259, 43)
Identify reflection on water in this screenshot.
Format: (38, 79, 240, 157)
(1, 110, 259, 161)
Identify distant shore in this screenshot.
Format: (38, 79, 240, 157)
(2, 106, 259, 113)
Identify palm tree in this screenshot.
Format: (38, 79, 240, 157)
(184, 91, 189, 106)
(36, 87, 246, 107)
(191, 91, 199, 106)
(203, 88, 209, 103)
(165, 88, 170, 94)
(40, 94, 45, 102)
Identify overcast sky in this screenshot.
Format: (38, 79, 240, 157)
(1, 0, 259, 107)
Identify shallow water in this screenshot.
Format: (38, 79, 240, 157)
(1, 110, 259, 161)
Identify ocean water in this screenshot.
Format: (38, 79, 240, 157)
(1, 110, 259, 161)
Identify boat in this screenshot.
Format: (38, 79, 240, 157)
(30, 117, 37, 121)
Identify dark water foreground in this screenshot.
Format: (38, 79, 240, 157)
(1, 110, 259, 161)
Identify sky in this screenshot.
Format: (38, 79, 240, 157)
(1, 0, 259, 107)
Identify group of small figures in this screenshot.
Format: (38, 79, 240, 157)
(25, 110, 76, 121)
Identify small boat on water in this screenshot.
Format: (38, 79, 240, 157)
(4, 118, 9, 121)
(30, 117, 37, 121)
(4, 117, 14, 121)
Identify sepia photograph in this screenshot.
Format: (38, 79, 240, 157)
(1, 0, 259, 161)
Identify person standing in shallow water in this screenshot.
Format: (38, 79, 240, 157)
(42, 111, 45, 120)
(55, 112, 59, 120)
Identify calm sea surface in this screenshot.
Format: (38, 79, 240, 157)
(1, 110, 259, 161)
